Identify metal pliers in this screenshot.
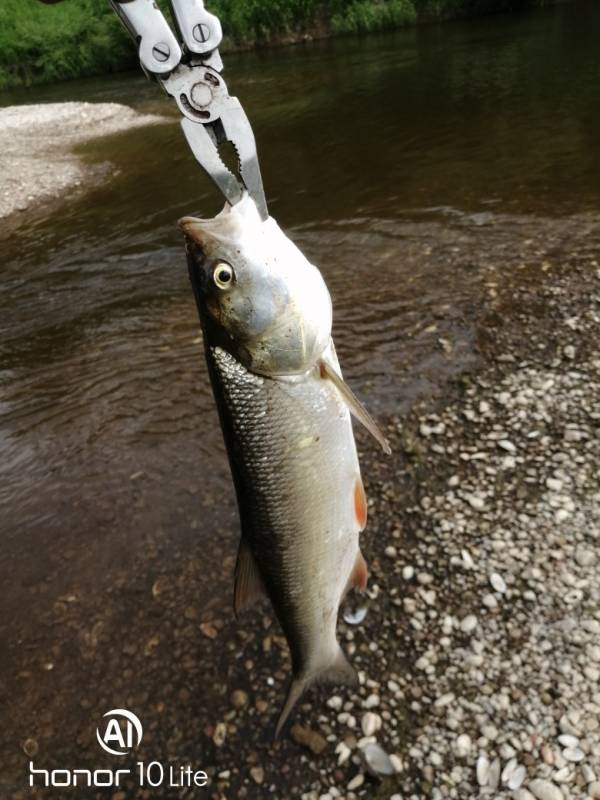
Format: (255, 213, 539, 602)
(110, 0, 268, 220)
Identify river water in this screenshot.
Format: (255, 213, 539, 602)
(0, 1, 599, 794)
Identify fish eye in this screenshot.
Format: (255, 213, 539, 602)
(213, 261, 234, 290)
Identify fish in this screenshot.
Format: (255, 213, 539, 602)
(179, 194, 390, 736)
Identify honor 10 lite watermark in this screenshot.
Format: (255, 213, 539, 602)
(28, 708, 209, 789)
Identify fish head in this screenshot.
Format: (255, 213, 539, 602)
(179, 194, 332, 376)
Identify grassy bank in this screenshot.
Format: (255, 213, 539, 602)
(1, 0, 557, 90)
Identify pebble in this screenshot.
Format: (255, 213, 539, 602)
(556, 734, 579, 748)
(588, 782, 600, 799)
(434, 692, 455, 707)
(199, 622, 218, 639)
(490, 572, 507, 593)
(343, 606, 368, 625)
(22, 738, 38, 757)
(498, 439, 517, 453)
(335, 742, 351, 766)
(553, 767, 571, 782)
(362, 742, 394, 776)
(583, 619, 600, 634)
(460, 614, 478, 633)
(508, 765, 527, 790)
(513, 791, 536, 800)
(574, 546, 596, 567)
(363, 693, 380, 709)
(466, 494, 486, 511)
(502, 758, 518, 783)
(488, 757, 500, 790)
(454, 734, 472, 757)
(250, 766, 264, 785)
(212, 722, 227, 747)
(554, 508, 570, 523)
(361, 712, 381, 737)
(582, 765, 596, 783)
(347, 773, 364, 791)
(290, 725, 328, 755)
(541, 745, 555, 765)
(230, 689, 249, 709)
(327, 695, 343, 711)
(562, 746, 584, 762)
(528, 779, 564, 800)
(476, 754, 490, 786)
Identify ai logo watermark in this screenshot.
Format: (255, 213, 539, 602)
(96, 708, 143, 756)
(29, 708, 208, 789)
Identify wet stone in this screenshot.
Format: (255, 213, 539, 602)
(230, 689, 249, 709)
(290, 724, 328, 755)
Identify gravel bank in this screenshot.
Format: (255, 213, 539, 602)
(1, 223, 598, 799)
(0, 102, 162, 219)
(182, 249, 598, 800)
(135, 241, 597, 800)
(289, 258, 600, 799)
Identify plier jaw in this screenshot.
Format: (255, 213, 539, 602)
(110, 0, 268, 220)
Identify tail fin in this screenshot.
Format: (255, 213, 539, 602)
(275, 646, 358, 738)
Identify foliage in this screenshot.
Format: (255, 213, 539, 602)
(209, 0, 321, 44)
(0, 0, 557, 90)
(0, 0, 135, 89)
(331, 0, 416, 34)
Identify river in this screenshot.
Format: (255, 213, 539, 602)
(0, 1, 598, 796)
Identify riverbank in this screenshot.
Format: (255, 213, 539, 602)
(3, 214, 599, 799)
(1, 0, 565, 90)
(0, 102, 162, 219)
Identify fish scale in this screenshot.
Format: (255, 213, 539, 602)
(209, 343, 363, 727)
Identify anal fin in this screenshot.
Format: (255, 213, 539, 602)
(319, 359, 391, 455)
(233, 538, 266, 617)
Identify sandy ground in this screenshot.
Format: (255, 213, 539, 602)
(0, 102, 163, 219)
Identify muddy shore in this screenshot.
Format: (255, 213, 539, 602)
(2, 215, 599, 799)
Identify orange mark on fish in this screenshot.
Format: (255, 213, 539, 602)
(354, 478, 367, 530)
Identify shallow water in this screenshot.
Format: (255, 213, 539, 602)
(0, 1, 599, 793)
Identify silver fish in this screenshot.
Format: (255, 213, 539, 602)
(180, 195, 389, 736)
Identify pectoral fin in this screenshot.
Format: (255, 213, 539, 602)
(233, 538, 266, 617)
(319, 359, 391, 455)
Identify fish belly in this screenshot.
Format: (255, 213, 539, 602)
(207, 344, 364, 676)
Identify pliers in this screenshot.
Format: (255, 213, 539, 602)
(109, 0, 268, 220)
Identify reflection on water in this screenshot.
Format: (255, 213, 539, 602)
(1, 1, 599, 794)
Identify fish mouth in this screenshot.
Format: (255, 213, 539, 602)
(178, 216, 207, 246)
(178, 201, 246, 249)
